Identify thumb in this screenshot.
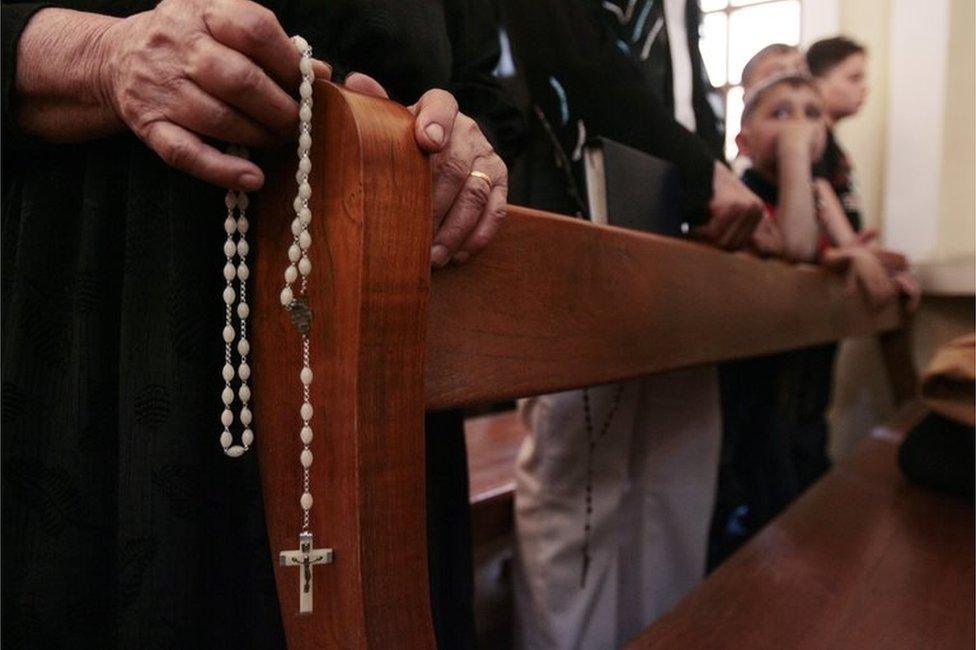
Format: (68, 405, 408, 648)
(409, 89, 458, 153)
(344, 72, 389, 99)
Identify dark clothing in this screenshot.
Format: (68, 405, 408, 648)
(1, 1, 523, 647)
(594, 0, 724, 158)
(813, 128, 862, 232)
(710, 169, 834, 568)
(501, 0, 719, 222)
(898, 412, 975, 498)
(709, 354, 799, 569)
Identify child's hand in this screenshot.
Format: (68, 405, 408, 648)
(822, 246, 897, 308)
(777, 122, 826, 161)
(751, 212, 785, 257)
(893, 271, 922, 312)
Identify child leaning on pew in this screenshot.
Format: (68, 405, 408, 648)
(709, 73, 909, 566)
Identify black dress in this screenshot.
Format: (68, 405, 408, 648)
(0, 1, 523, 648)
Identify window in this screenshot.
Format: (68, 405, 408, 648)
(699, 0, 802, 159)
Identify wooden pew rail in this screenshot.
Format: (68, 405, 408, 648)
(251, 81, 907, 648)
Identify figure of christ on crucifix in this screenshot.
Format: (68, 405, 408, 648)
(279, 532, 334, 614)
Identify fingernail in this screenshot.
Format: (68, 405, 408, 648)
(430, 244, 449, 268)
(425, 123, 444, 146)
(239, 173, 262, 191)
(452, 251, 470, 265)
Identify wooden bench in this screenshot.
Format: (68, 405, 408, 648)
(466, 411, 527, 546)
(626, 403, 975, 649)
(249, 81, 904, 648)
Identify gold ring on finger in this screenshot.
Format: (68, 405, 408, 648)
(468, 170, 492, 187)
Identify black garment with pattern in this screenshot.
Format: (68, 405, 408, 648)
(1, 1, 524, 647)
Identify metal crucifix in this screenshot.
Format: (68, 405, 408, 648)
(279, 532, 334, 614)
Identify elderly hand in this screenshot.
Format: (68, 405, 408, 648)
(99, 0, 330, 191)
(345, 75, 508, 268)
(694, 161, 764, 250)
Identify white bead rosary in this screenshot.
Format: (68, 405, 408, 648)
(220, 38, 331, 607)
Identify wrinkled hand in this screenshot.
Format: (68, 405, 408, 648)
(100, 0, 331, 191)
(413, 90, 508, 268)
(694, 161, 764, 250)
(346, 76, 508, 268)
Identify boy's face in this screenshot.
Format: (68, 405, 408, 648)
(815, 52, 868, 121)
(743, 50, 808, 92)
(737, 83, 828, 175)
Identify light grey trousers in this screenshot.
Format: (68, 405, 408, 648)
(513, 367, 722, 650)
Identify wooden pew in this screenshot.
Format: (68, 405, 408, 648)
(250, 81, 902, 648)
(626, 403, 974, 650)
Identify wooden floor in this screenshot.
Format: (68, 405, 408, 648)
(626, 403, 975, 649)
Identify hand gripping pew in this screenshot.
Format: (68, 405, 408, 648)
(249, 82, 903, 649)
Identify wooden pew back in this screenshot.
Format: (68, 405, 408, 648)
(251, 82, 901, 648)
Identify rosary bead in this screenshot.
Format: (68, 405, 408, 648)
(238, 217, 249, 234)
(289, 244, 302, 263)
(299, 230, 312, 250)
(237, 239, 250, 257)
(299, 182, 312, 200)
(222, 325, 235, 343)
(239, 362, 251, 381)
(299, 103, 312, 123)
(223, 239, 237, 257)
(300, 402, 313, 421)
(237, 338, 250, 356)
(237, 263, 250, 281)
(295, 169, 307, 185)
(300, 367, 313, 385)
(299, 155, 312, 174)
(221, 408, 234, 427)
(238, 384, 251, 402)
(292, 35, 309, 52)
(285, 264, 298, 284)
(224, 192, 237, 210)
(300, 449, 313, 468)
(220, 431, 233, 448)
(299, 207, 312, 226)
(237, 302, 250, 320)
(301, 426, 313, 444)
(298, 257, 312, 276)
(291, 217, 303, 237)
(241, 428, 254, 447)
(241, 407, 252, 426)
(280, 286, 294, 307)
(222, 386, 234, 405)
(223, 262, 236, 281)
(225, 445, 246, 458)
(222, 363, 235, 382)
(237, 192, 250, 210)
(293, 196, 304, 214)
(300, 491, 313, 511)
(223, 286, 236, 305)
(299, 81, 313, 100)
(298, 132, 312, 153)
(224, 216, 237, 234)
(299, 56, 313, 76)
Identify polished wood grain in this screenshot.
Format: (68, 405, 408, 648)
(626, 403, 974, 650)
(251, 82, 435, 649)
(426, 209, 903, 410)
(250, 81, 912, 648)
